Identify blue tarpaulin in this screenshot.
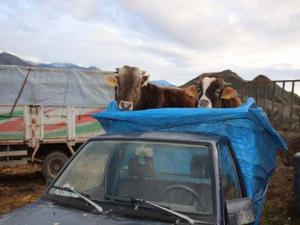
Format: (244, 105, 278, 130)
(93, 97, 287, 224)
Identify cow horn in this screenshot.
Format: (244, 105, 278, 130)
(224, 81, 232, 86)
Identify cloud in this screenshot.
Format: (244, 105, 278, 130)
(0, 0, 299, 87)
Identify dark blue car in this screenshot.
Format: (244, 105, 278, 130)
(0, 132, 254, 225)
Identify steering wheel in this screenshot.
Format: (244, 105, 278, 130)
(161, 184, 206, 212)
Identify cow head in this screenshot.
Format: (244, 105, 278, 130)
(105, 65, 149, 111)
(196, 76, 231, 108)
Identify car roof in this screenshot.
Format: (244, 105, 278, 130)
(90, 131, 228, 144)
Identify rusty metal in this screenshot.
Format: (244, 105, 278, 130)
(31, 143, 41, 162)
(240, 79, 300, 131)
(271, 79, 300, 82)
(248, 83, 251, 99)
(263, 83, 267, 108)
(256, 84, 260, 104)
(271, 82, 276, 121)
(280, 81, 285, 125)
(299, 108, 300, 130)
(10, 68, 32, 116)
(66, 142, 75, 155)
(290, 81, 295, 127)
(240, 83, 244, 101)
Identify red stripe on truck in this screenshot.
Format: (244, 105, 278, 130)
(45, 109, 105, 132)
(0, 108, 105, 132)
(0, 117, 24, 132)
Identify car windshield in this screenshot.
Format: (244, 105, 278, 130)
(49, 140, 214, 216)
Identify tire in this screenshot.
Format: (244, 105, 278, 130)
(42, 151, 69, 181)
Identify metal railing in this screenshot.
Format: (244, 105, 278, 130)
(240, 79, 300, 131)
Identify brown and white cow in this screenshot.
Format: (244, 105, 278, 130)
(105, 65, 198, 110)
(220, 86, 242, 108)
(196, 76, 242, 108)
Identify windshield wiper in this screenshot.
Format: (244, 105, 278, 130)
(104, 195, 207, 225)
(136, 198, 197, 225)
(52, 184, 103, 213)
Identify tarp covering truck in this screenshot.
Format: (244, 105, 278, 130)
(0, 65, 114, 180)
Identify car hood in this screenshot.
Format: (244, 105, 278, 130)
(0, 199, 169, 225)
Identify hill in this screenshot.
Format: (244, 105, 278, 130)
(151, 80, 175, 87)
(0, 52, 99, 70)
(0, 52, 32, 67)
(181, 70, 244, 90)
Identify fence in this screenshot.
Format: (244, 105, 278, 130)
(239, 79, 300, 131)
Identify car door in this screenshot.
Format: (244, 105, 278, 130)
(218, 143, 244, 201)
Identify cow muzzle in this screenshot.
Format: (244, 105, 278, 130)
(198, 99, 212, 108)
(119, 100, 134, 111)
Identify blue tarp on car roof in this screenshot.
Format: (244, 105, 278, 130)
(93, 97, 287, 224)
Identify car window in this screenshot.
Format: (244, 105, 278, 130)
(49, 140, 215, 216)
(52, 141, 111, 193)
(105, 142, 213, 215)
(218, 143, 242, 200)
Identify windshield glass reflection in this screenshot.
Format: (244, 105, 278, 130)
(49, 141, 213, 215)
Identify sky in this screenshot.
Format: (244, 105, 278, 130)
(0, 0, 300, 88)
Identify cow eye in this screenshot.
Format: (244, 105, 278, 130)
(216, 89, 221, 95)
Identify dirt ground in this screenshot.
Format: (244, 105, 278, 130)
(0, 164, 45, 215)
(261, 132, 300, 225)
(0, 132, 299, 224)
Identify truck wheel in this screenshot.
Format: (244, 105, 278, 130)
(42, 151, 69, 181)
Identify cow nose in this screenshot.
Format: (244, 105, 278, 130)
(198, 99, 210, 108)
(119, 100, 133, 111)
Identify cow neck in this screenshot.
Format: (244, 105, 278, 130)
(137, 82, 156, 110)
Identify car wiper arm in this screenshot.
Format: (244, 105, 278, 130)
(135, 198, 197, 225)
(52, 185, 103, 213)
(104, 195, 198, 225)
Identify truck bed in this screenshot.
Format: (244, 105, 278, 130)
(0, 105, 105, 145)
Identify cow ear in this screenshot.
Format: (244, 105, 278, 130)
(104, 74, 118, 88)
(184, 85, 199, 97)
(221, 87, 237, 99)
(141, 74, 150, 86)
(115, 67, 120, 73)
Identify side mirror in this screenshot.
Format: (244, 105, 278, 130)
(226, 198, 255, 225)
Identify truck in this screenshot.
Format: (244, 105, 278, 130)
(0, 65, 114, 180)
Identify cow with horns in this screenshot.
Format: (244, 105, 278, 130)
(105, 65, 198, 111)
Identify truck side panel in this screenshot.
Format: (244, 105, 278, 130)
(0, 105, 106, 143)
(0, 106, 24, 141)
(43, 107, 106, 139)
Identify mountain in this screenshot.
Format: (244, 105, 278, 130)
(252, 74, 272, 83)
(0, 52, 32, 67)
(181, 70, 244, 90)
(151, 80, 175, 87)
(37, 62, 100, 70)
(0, 52, 99, 70)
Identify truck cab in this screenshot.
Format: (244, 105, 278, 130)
(1, 132, 254, 225)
